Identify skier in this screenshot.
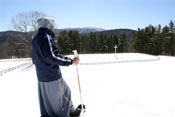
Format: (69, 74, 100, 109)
(32, 17, 85, 117)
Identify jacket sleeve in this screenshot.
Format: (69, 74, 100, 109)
(40, 34, 73, 66)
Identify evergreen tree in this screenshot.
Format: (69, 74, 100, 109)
(81, 34, 90, 53)
(68, 30, 81, 53)
(98, 33, 105, 53)
(107, 35, 114, 53)
(153, 24, 163, 55)
(132, 28, 145, 53)
(56, 30, 69, 54)
(162, 25, 171, 55)
(168, 20, 175, 55)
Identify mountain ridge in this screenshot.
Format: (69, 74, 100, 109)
(0, 27, 136, 44)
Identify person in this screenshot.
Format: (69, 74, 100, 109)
(32, 17, 84, 117)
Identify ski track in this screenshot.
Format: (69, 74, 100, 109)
(0, 53, 175, 117)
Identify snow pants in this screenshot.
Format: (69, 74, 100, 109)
(38, 78, 75, 117)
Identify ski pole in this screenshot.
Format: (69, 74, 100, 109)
(73, 50, 85, 115)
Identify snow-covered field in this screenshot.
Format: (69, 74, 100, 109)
(0, 58, 31, 71)
(0, 53, 175, 117)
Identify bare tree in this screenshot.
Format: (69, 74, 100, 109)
(11, 11, 47, 57)
(11, 12, 29, 32)
(11, 11, 46, 32)
(29, 11, 47, 31)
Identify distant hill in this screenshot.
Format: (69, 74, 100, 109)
(0, 31, 26, 44)
(98, 29, 136, 38)
(54, 27, 106, 35)
(0, 28, 136, 44)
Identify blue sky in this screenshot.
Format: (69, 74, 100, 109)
(0, 0, 174, 31)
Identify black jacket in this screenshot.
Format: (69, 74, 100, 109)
(32, 28, 73, 82)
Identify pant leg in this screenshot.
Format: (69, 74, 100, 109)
(38, 82, 49, 117)
(39, 81, 56, 116)
(53, 78, 75, 117)
(38, 79, 75, 117)
(59, 78, 75, 113)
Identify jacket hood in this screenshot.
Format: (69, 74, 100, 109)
(37, 17, 55, 32)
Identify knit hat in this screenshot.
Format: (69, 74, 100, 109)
(37, 17, 55, 31)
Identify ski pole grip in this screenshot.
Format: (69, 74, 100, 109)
(73, 50, 78, 58)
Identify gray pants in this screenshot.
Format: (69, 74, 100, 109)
(38, 78, 75, 117)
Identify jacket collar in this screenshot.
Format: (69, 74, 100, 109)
(38, 27, 55, 38)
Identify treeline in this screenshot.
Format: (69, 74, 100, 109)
(56, 31, 129, 55)
(56, 20, 175, 56)
(132, 20, 175, 56)
(0, 43, 29, 59)
(0, 31, 34, 59)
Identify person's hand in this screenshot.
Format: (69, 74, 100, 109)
(73, 57, 80, 65)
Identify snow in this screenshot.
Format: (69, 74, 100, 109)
(0, 53, 175, 117)
(0, 58, 31, 71)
